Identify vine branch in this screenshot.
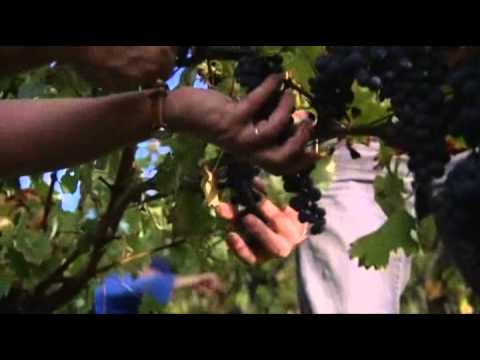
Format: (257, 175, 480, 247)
(95, 239, 188, 276)
(41, 171, 57, 232)
(33, 146, 147, 312)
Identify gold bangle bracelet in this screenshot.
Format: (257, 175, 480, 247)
(147, 80, 169, 134)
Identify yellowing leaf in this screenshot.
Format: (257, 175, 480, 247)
(201, 166, 221, 208)
(0, 216, 14, 233)
(459, 297, 474, 315)
(425, 279, 443, 301)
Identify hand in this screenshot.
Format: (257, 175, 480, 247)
(216, 198, 308, 265)
(165, 74, 317, 175)
(61, 46, 178, 91)
(192, 273, 225, 297)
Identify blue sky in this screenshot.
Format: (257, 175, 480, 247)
(19, 67, 207, 213)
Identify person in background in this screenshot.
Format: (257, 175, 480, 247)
(292, 110, 412, 314)
(94, 257, 224, 314)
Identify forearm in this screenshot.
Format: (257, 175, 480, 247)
(0, 91, 154, 177)
(173, 275, 203, 290)
(0, 46, 77, 76)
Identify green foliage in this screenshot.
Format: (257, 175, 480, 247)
(61, 170, 79, 194)
(350, 84, 391, 128)
(374, 173, 406, 217)
(350, 210, 419, 270)
(0, 46, 477, 314)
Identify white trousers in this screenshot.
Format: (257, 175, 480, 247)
(296, 141, 412, 314)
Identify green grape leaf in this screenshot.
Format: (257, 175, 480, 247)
(155, 153, 180, 195)
(47, 66, 93, 97)
(61, 169, 80, 194)
(264, 175, 292, 207)
(162, 134, 206, 179)
(377, 142, 396, 169)
(310, 157, 336, 191)
(14, 228, 52, 265)
(374, 173, 405, 217)
(417, 215, 437, 250)
(6, 247, 32, 278)
(171, 191, 214, 239)
(350, 209, 419, 270)
(257, 46, 292, 57)
(94, 155, 109, 171)
(0, 76, 10, 92)
(283, 46, 325, 92)
(0, 268, 14, 299)
(79, 164, 93, 208)
(18, 80, 48, 98)
(216, 77, 240, 96)
(56, 210, 81, 232)
(180, 67, 198, 87)
(30, 174, 52, 199)
(202, 144, 222, 166)
(350, 84, 390, 127)
(0, 278, 11, 299)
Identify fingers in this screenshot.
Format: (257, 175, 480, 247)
(283, 207, 309, 244)
(254, 121, 316, 175)
(198, 274, 224, 291)
(253, 177, 267, 195)
(287, 151, 321, 175)
(239, 91, 295, 148)
(256, 199, 282, 219)
(242, 214, 293, 258)
(236, 74, 283, 120)
(226, 232, 259, 265)
(283, 206, 303, 228)
(215, 202, 237, 221)
(255, 199, 300, 240)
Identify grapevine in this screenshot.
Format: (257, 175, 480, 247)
(223, 54, 327, 235)
(3, 46, 480, 314)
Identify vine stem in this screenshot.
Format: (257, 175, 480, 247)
(32, 147, 145, 312)
(95, 239, 188, 276)
(284, 78, 314, 102)
(41, 171, 58, 232)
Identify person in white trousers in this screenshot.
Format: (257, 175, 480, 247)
(296, 140, 413, 314)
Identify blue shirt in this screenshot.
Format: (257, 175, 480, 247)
(94, 267, 175, 314)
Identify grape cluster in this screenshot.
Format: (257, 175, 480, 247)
(235, 54, 284, 119)
(225, 54, 326, 235)
(447, 55, 480, 147)
(216, 154, 266, 234)
(310, 46, 468, 218)
(435, 152, 480, 294)
(284, 170, 326, 234)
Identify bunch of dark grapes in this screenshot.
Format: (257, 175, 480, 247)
(447, 55, 480, 148)
(218, 54, 327, 235)
(310, 46, 465, 218)
(234, 54, 284, 119)
(283, 170, 326, 235)
(216, 154, 263, 220)
(435, 151, 480, 294)
(217, 55, 283, 230)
